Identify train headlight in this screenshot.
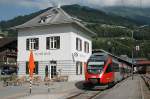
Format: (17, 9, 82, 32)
(99, 73, 103, 78)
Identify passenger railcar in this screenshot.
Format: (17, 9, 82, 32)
(85, 53, 131, 87)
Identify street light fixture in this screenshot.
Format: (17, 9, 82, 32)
(131, 30, 134, 80)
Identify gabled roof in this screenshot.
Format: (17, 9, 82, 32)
(12, 7, 96, 36)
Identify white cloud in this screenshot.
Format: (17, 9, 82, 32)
(0, 0, 52, 9)
(0, 0, 150, 9)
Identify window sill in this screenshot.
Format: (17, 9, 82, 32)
(76, 74, 83, 75)
(76, 50, 82, 52)
(26, 74, 39, 75)
(47, 49, 60, 50)
(26, 49, 38, 51)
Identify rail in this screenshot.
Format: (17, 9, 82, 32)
(67, 91, 101, 99)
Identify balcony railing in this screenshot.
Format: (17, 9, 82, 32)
(6, 51, 17, 57)
(0, 61, 17, 66)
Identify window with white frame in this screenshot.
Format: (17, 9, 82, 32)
(84, 41, 89, 53)
(46, 36, 60, 49)
(76, 38, 82, 51)
(76, 62, 82, 75)
(26, 38, 39, 50)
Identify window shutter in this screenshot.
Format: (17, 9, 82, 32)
(35, 38, 39, 50)
(35, 62, 38, 74)
(46, 37, 50, 49)
(57, 36, 60, 49)
(80, 39, 82, 51)
(84, 42, 86, 52)
(76, 38, 78, 50)
(26, 39, 29, 50)
(80, 62, 82, 74)
(26, 62, 29, 74)
(37, 38, 39, 50)
(76, 62, 78, 75)
(87, 43, 89, 53)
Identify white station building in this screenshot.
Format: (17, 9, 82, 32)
(13, 7, 96, 81)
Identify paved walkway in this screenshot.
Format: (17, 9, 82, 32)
(94, 75, 149, 99)
(19, 93, 69, 99)
(0, 81, 83, 99)
(1, 75, 149, 99)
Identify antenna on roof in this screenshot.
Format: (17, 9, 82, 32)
(48, 0, 57, 8)
(48, 0, 61, 8)
(58, 3, 61, 8)
(121, 0, 125, 8)
(139, 0, 142, 8)
(58, 0, 63, 8)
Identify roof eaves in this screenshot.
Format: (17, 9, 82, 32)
(73, 21, 97, 37)
(11, 20, 74, 30)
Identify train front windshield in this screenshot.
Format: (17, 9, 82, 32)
(87, 62, 104, 74)
(87, 53, 108, 74)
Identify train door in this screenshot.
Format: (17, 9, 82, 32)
(105, 64, 114, 82)
(101, 63, 114, 84)
(114, 62, 122, 82)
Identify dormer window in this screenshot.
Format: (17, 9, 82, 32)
(39, 16, 47, 23)
(38, 9, 58, 24)
(51, 9, 58, 14)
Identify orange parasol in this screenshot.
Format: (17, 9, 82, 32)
(28, 50, 35, 78)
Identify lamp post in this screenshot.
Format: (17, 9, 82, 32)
(118, 25, 149, 80)
(131, 30, 134, 80)
(131, 25, 149, 80)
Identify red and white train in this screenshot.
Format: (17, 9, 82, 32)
(85, 52, 131, 87)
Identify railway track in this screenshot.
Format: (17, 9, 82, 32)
(67, 90, 101, 99)
(67, 76, 131, 99)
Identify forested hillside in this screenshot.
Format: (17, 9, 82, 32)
(0, 4, 140, 36)
(102, 6, 150, 25)
(0, 4, 149, 59)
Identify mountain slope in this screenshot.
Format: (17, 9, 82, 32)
(62, 5, 139, 26)
(101, 6, 150, 24)
(0, 5, 139, 33)
(0, 4, 149, 58)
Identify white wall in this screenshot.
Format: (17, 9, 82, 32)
(18, 24, 92, 62)
(17, 24, 93, 81)
(70, 32, 92, 62)
(17, 24, 73, 61)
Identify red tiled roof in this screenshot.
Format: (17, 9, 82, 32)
(136, 60, 150, 65)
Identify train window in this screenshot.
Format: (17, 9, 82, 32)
(105, 64, 112, 73)
(87, 62, 104, 74)
(112, 63, 119, 72)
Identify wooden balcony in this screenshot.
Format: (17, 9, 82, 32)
(6, 50, 17, 57)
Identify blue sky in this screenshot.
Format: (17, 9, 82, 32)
(0, 0, 51, 21)
(0, 0, 149, 21)
(0, 4, 39, 21)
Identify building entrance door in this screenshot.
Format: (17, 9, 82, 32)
(50, 61, 57, 78)
(51, 66, 57, 78)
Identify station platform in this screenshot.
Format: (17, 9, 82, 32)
(94, 75, 150, 99)
(0, 75, 149, 99)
